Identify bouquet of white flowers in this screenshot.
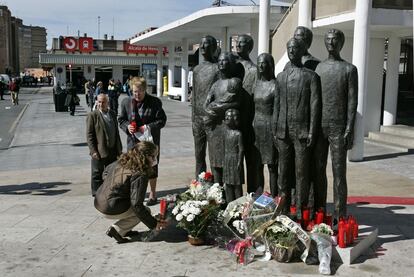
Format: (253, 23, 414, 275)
(311, 223, 334, 275)
(173, 180, 224, 241)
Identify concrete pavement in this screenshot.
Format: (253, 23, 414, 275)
(0, 86, 413, 276)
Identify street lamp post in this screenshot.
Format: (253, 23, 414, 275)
(69, 64, 72, 83)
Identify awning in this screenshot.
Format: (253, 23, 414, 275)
(130, 5, 289, 46)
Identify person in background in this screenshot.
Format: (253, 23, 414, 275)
(87, 80, 96, 111)
(84, 79, 91, 107)
(9, 78, 20, 105)
(86, 94, 122, 196)
(0, 78, 5, 100)
(94, 141, 167, 243)
(118, 77, 167, 206)
(95, 81, 104, 98)
(67, 82, 78, 116)
(108, 79, 120, 115)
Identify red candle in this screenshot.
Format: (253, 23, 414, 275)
(315, 209, 325, 224)
(160, 199, 167, 220)
(130, 121, 137, 132)
(350, 216, 359, 239)
(302, 207, 310, 221)
(346, 220, 353, 245)
(290, 205, 297, 215)
(338, 219, 347, 248)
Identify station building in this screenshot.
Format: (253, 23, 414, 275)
(39, 34, 176, 92)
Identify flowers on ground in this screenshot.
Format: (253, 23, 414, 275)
(311, 223, 334, 236)
(173, 176, 224, 238)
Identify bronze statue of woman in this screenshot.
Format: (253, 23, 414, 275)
(204, 52, 242, 185)
(253, 53, 278, 197)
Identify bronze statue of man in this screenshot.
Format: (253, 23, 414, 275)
(314, 29, 358, 220)
(284, 26, 320, 71)
(192, 35, 220, 177)
(236, 34, 263, 193)
(204, 52, 242, 185)
(272, 38, 321, 218)
(286, 26, 321, 214)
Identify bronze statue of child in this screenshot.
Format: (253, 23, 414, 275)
(223, 108, 244, 203)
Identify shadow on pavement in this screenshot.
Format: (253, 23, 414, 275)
(362, 149, 414, 162)
(0, 181, 71, 195)
(72, 142, 88, 147)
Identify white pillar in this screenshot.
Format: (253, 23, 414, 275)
(250, 18, 259, 63)
(221, 27, 228, 52)
(112, 65, 123, 82)
(383, 36, 401, 126)
(168, 42, 175, 94)
(258, 0, 270, 55)
(83, 65, 95, 81)
(349, 0, 372, 162)
(298, 0, 312, 28)
(181, 38, 188, 102)
(157, 46, 163, 98)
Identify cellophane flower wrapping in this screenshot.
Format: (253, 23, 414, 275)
(221, 194, 254, 239)
(310, 224, 333, 275)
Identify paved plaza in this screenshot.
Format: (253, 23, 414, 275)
(0, 87, 413, 276)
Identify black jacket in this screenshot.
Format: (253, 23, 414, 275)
(118, 94, 167, 150)
(94, 161, 157, 229)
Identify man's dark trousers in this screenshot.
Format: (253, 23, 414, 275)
(91, 154, 117, 196)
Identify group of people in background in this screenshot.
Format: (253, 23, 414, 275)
(86, 76, 167, 243)
(84, 78, 123, 114)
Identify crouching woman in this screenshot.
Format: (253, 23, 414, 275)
(94, 141, 167, 243)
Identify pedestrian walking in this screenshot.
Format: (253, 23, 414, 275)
(67, 83, 79, 116)
(84, 79, 90, 107)
(86, 94, 122, 196)
(87, 80, 95, 111)
(108, 79, 120, 115)
(118, 77, 167, 206)
(0, 80, 5, 100)
(95, 81, 105, 97)
(9, 78, 19, 105)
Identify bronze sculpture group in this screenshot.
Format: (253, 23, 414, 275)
(191, 27, 358, 223)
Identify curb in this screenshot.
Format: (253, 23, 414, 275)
(8, 103, 29, 148)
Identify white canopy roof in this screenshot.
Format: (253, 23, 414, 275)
(130, 5, 289, 46)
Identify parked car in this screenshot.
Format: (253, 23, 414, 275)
(22, 75, 35, 86)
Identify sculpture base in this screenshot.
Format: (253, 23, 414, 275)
(332, 225, 378, 265)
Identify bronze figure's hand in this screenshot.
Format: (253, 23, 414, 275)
(91, 152, 100, 160)
(306, 135, 314, 148)
(344, 131, 354, 150)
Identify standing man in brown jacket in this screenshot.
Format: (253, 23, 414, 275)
(87, 94, 122, 196)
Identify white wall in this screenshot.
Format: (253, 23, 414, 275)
(83, 65, 95, 81)
(112, 66, 123, 82)
(365, 38, 385, 134)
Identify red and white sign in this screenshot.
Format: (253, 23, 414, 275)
(124, 43, 167, 55)
(63, 37, 77, 52)
(79, 37, 94, 52)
